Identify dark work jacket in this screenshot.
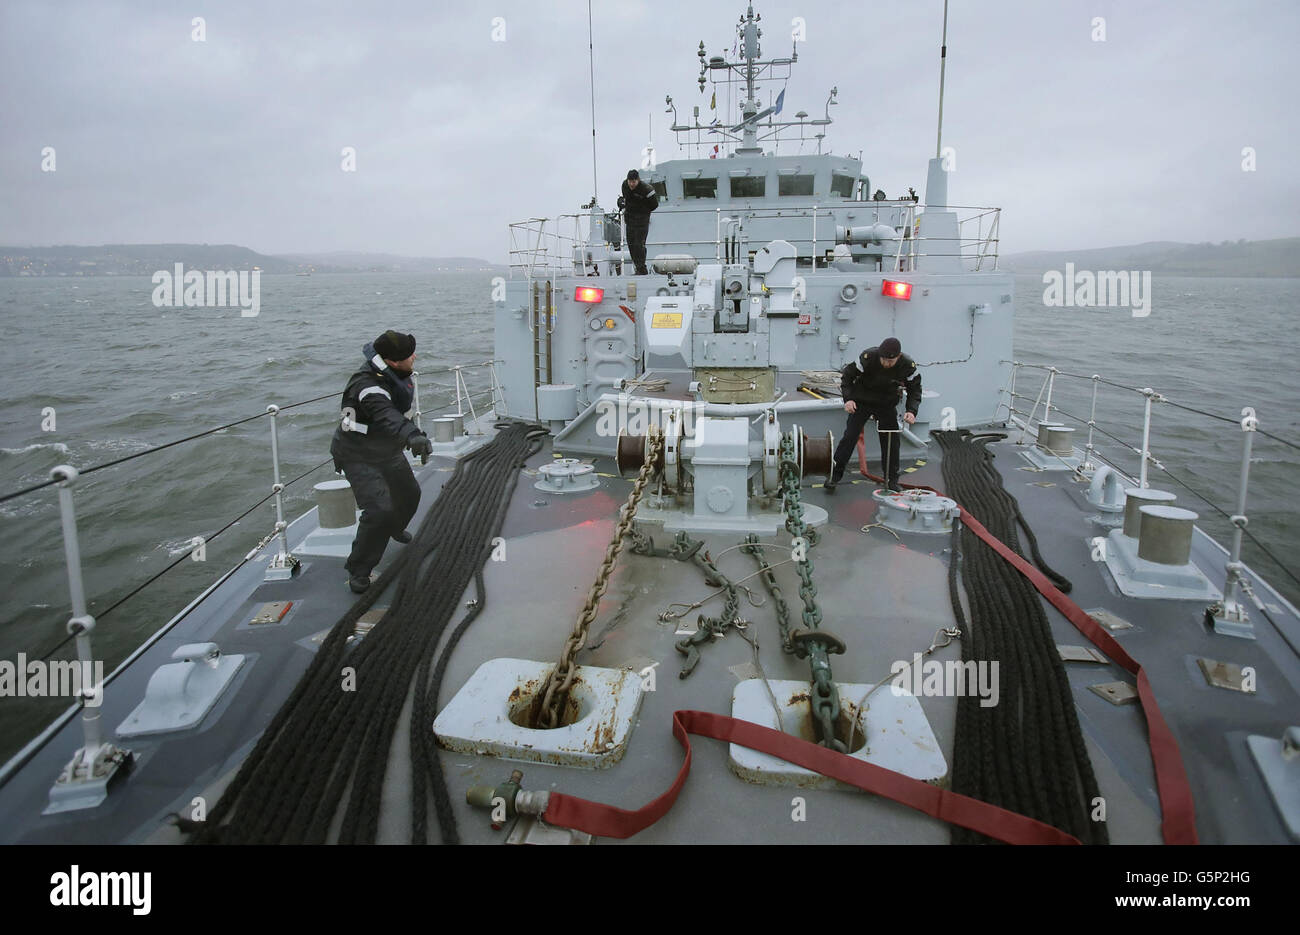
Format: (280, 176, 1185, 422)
(620, 179, 659, 222)
(329, 342, 424, 465)
(839, 347, 922, 415)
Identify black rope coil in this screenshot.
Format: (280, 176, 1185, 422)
(190, 419, 547, 845)
(935, 429, 1108, 845)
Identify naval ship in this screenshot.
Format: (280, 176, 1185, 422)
(1, 3, 1296, 847)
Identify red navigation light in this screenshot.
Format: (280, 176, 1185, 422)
(574, 286, 605, 304)
(881, 279, 912, 300)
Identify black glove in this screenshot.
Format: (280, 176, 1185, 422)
(617, 196, 626, 210)
(408, 434, 432, 458)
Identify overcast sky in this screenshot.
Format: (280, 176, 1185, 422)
(2, 0, 1296, 262)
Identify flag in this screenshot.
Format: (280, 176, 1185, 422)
(710, 144, 719, 159)
(710, 91, 716, 110)
(733, 86, 789, 131)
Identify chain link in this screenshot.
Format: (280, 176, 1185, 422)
(742, 535, 794, 653)
(633, 529, 748, 678)
(780, 437, 822, 631)
(674, 533, 745, 678)
(778, 434, 846, 753)
(535, 428, 664, 729)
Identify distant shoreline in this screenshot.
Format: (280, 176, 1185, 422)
(2, 237, 1296, 278)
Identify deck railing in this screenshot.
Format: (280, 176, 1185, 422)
(0, 360, 505, 796)
(997, 360, 1300, 641)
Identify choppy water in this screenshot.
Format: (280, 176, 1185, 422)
(0, 271, 1296, 761)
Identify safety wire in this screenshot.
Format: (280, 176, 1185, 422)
(656, 562, 786, 621)
(0, 392, 337, 504)
(1024, 400, 1299, 589)
(35, 455, 336, 663)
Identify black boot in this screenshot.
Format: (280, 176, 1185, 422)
(391, 530, 412, 544)
(348, 574, 372, 594)
(825, 462, 846, 491)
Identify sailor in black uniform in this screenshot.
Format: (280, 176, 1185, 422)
(826, 337, 921, 492)
(617, 168, 658, 275)
(329, 330, 433, 593)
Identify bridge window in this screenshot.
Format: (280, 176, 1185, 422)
(683, 177, 717, 199)
(652, 181, 667, 199)
(830, 173, 856, 198)
(730, 176, 766, 198)
(778, 174, 815, 196)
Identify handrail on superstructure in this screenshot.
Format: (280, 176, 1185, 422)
(507, 203, 1001, 277)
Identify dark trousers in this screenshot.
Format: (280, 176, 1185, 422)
(338, 454, 421, 577)
(833, 403, 902, 482)
(626, 219, 649, 274)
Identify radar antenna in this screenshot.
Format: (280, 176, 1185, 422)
(667, 3, 834, 158)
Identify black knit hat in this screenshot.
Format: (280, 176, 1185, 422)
(879, 337, 902, 358)
(627, 169, 639, 180)
(375, 330, 416, 361)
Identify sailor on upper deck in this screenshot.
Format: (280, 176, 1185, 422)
(618, 169, 659, 275)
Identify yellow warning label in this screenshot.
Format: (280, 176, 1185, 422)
(651, 312, 683, 329)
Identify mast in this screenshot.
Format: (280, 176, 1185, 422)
(737, 3, 762, 154)
(669, 3, 820, 159)
(935, 0, 949, 158)
(587, 0, 599, 202)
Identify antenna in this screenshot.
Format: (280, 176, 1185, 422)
(587, 0, 599, 202)
(935, 0, 949, 158)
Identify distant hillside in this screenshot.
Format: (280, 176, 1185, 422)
(1, 243, 299, 277)
(1003, 238, 1300, 278)
(0, 244, 503, 277)
(276, 251, 504, 272)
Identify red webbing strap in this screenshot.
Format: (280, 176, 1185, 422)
(856, 432, 871, 475)
(543, 709, 1081, 844)
(853, 428, 1197, 844)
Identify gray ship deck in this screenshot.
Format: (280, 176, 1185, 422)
(3, 421, 1297, 845)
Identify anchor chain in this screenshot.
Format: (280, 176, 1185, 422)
(535, 428, 664, 729)
(742, 534, 794, 653)
(778, 434, 846, 753)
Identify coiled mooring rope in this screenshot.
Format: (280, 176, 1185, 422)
(190, 419, 547, 845)
(934, 429, 1108, 845)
